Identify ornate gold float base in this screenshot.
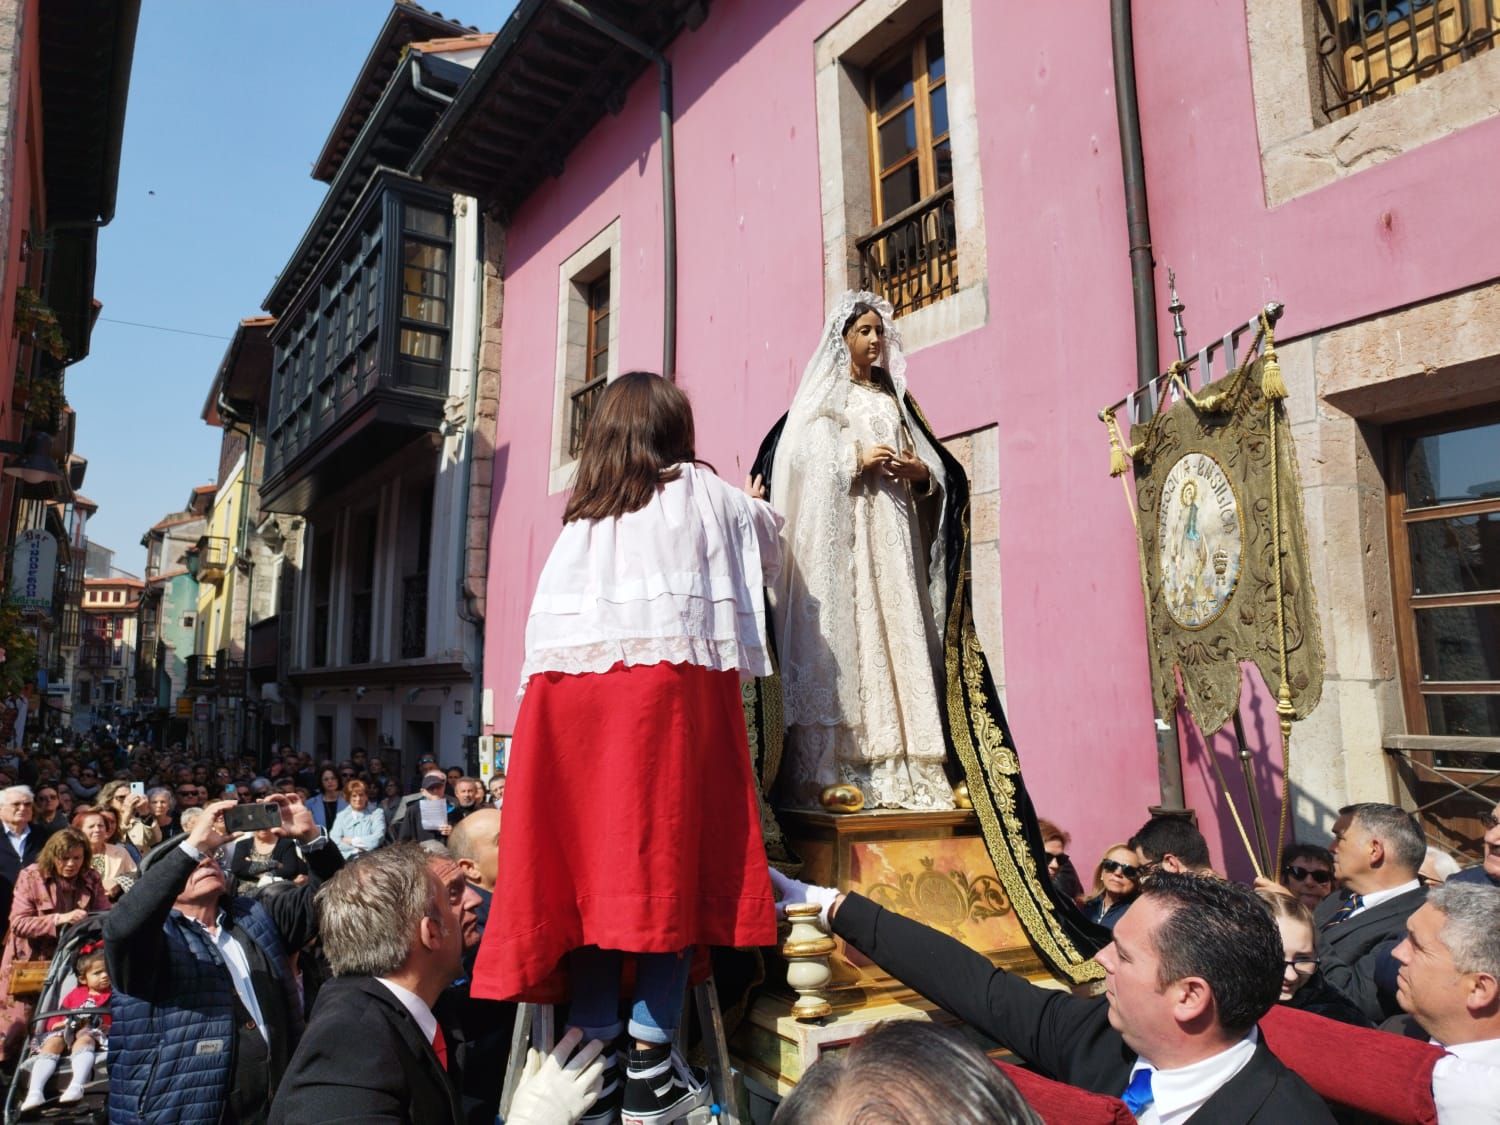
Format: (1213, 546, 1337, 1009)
(733, 808, 1070, 1097)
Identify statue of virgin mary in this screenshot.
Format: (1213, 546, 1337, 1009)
(760, 291, 953, 809)
(744, 290, 1109, 983)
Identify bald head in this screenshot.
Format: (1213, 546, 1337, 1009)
(448, 806, 500, 891)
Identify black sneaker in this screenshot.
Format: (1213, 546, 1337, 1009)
(579, 1040, 624, 1125)
(621, 1043, 711, 1125)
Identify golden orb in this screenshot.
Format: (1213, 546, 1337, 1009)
(818, 784, 865, 814)
(952, 782, 973, 809)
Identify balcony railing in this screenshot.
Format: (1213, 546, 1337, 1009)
(401, 572, 427, 659)
(191, 535, 231, 583)
(79, 641, 110, 668)
(187, 653, 218, 691)
(350, 592, 373, 664)
(1315, 0, 1499, 120)
(248, 615, 280, 672)
(856, 185, 958, 319)
(569, 377, 606, 458)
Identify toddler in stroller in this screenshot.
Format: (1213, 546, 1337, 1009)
(7, 917, 108, 1122)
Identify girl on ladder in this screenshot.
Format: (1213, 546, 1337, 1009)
(472, 372, 781, 1125)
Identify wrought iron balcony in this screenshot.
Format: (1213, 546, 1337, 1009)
(856, 185, 958, 319)
(79, 640, 110, 668)
(1314, 0, 1498, 120)
(186, 653, 218, 691)
(401, 572, 427, 659)
(248, 615, 280, 672)
(569, 377, 606, 458)
(189, 535, 231, 584)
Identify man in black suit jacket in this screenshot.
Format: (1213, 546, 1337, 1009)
(0, 785, 53, 930)
(272, 845, 470, 1125)
(1317, 802, 1427, 1024)
(774, 869, 1333, 1123)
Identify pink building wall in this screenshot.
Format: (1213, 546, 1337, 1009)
(484, 0, 1161, 881)
(1131, 4, 1500, 876)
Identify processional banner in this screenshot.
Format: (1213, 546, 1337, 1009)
(1110, 327, 1324, 753)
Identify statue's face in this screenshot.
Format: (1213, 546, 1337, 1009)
(844, 311, 884, 371)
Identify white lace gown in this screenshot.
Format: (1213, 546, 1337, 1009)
(780, 380, 955, 810)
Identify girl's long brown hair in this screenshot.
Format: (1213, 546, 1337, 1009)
(563, 371, 698, 523)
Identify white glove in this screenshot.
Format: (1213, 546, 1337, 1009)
(505, 1027, 606, 1125)
(768, 866, 841, 929)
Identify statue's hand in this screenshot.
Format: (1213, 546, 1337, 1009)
(860, 444, 898, 475)
(884, 448, 930, 483)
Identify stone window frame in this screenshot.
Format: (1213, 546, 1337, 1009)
(1247, 0, 1500, 207)
(548, 218, 622, 495)
(815, 0, 988, 352)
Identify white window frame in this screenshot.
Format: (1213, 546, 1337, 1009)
(549, 218, 622, 495)
(815, 0, 988, 352)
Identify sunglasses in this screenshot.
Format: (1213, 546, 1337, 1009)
(1101, 858, 1140, 878)
(1283, 865, 1332, 885)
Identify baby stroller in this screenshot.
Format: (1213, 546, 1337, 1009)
(4, 914, 108, 1124)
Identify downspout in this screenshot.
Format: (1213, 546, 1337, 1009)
(219, 394, 256, 763)
(454, 216, 485, 767)
(1110, 0, 1186, 814)
(556, 0, 677, 379)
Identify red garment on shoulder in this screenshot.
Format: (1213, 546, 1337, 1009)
(471, 662, 777, 1005)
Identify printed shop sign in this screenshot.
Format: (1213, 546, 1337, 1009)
(9, 530, 56, 609)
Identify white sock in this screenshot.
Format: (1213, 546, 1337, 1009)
(23, 1054, 58, 1105)
(64, 1048, 96, 1095)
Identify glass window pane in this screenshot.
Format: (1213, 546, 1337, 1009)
(403, 294, 447, 323)
(929, 84, 949, 139)
(404, 241, 449, 280)
(927, 28, 945, 82)
(400, 328, 445, 361)
(404, 207, 448, 237)
(880, 163, 922, 218)
(592, 349, 609, 379)
(934, 138, 953, 188)
(879, 109, 917, 168)
(1414, 604, 1500, 681)
(1410, 513, 1500, 596)
(873, 55, 914, 116)
(1405, 421, 1500, 508)
(1424, 693, 1500, 738)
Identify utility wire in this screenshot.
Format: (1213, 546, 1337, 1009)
(97, 316, 232, 341)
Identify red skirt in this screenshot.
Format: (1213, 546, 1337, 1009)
(471, 661, 777, 1004)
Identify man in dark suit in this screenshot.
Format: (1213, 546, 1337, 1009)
(0, 785, 53, 930)
(1317, 802, 1427, 1024)
(272, 845, 467, 1124)
(773, 868, 1334, 1123)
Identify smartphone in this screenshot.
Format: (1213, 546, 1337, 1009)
(129, 782, 146, 799)
(223, 802, 283, 835)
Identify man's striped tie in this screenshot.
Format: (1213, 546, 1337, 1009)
(1321, 891, 1363, 930)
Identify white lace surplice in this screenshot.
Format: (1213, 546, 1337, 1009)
(522, 464, 784, 693)
(777, 380, 954, 811)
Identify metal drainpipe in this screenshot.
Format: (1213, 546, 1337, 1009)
(1110, 0, 1186, 814)
(219, 395, 257, 764)
(453, 213, 485, 770)
(556, 0, 677, 379)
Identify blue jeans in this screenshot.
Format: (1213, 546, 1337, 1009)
(565, 947, 692, 1045)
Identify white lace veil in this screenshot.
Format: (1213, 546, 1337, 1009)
(768, 290, 948, 729)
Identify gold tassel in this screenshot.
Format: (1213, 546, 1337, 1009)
(1261, 312, 1288, 401)
(1103, 409, 1132, 477)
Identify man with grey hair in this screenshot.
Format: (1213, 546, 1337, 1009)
(271, 845, 476, 1124)
(1319, 802, 1428, 1023)
(1391, 882, 1500, 1121)
(0, 784, 51, 930)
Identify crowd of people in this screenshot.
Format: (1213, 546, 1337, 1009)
(0, 729, 518, 1121)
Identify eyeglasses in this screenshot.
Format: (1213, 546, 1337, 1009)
(1282, 865, 1332, 885)
(339, 771, 355, 778)
(1284, 956, 1320, 976)
(1101, 858, 1140, 878)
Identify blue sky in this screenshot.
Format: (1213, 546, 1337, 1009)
(69, 1, 509, 575)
